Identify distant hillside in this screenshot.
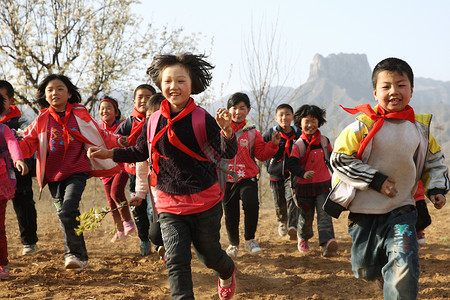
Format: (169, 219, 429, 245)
(289, 53, 450, 154)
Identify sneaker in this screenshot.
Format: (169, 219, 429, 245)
(278, 222, 287, 237)
(226, 245, 239, 258)
(218, 267, 237, 300)
(22, 244, 37, 255)
(322, 238, 338, 257)
(287, 227, 297, 241)
(0, 265, 10, 280)
(111, 231, 127, 243)
(244, 239, 262, 254)
(417, 231, 426, 245)
(140, 241, 150, 256)
(123, 220, 136, 236)
(65, 254, 88, 272)
(297, 238, 309, 253)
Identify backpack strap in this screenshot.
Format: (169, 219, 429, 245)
(293, 135, 330, 166)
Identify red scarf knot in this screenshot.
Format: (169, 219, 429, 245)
(340, 104, 415, 159)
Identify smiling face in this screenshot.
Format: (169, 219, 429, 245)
(161, 64, 192, 113)
(300, 115, 319, 138)
(275, 108, 294, 132)
(99, 101, 118, 126)
(229, 101, 250, 125)
(374, 70, 413, 112)
(133, 88, 153, 115)
(45, 79, 71, 112)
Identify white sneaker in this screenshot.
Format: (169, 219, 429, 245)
(65, 254, 88, 272)
(226, 245, 239, 258)
(244, 239, 262, 254)
(22, 244, 37, 255)
(278, 222, 287, 237)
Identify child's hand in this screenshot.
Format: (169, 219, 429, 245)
(271, 131, 281, 145)
(216, 108, 233, 138)
(120, 136, 129, 147)
(430, 194, 446, 209)
(15, 160, 29, 175)
(303, 170, 315, 180)
(380, 177, 398, 198)
(129, 196, 143, 207)
(87, 147, 114, 159)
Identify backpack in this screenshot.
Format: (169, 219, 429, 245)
(0, 123, 17, 188)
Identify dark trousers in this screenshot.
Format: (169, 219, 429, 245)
(128, 174, 151, 242)
(222, 178, 259, 245)
(48, 173, 88, 261)
(12, 170, 38, 246)
(270, 177, 299, 229)
(160, 202, 235, 300)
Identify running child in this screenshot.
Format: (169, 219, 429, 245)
(263, 103, 301, 240)
(0, 80, 38, 255)
(326, 57, 448, 299)
(287, 104, 337, 256)
(0, 93, 28, 280)
(19, 74, 127, 272)
(98, 96, 135, 242)
(87, 53, 238, 299)
(115, 84, 156, 256)
(223, 92, 280, 257)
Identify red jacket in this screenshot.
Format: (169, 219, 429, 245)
(227, 122, 278, 182)
(19, 104, 122, 191)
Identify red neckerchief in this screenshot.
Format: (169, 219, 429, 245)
(341, 104, 415, 159)
(128, 108, 146, 145)
(299, 130, 322, 166)
(231, 120, 246, 132)
(101, 119, 118, 134)
(48, 103, 94, 157)
(151, 98, 208, 182)
(0, 105, 21, 123)
(279, 129, 296, 160)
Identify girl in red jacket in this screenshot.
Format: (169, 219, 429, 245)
(223, 92, 280, 257)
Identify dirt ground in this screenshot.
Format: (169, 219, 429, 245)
(1, 178, 449, 299)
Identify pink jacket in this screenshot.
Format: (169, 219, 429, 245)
(19, 104, 122, 191)
(227, 122, 278, 182)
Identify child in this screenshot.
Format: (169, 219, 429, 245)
(286, 104, 337, 256)
(19, 74, 127, 272)
(87, 53, 238, 300)
(326, 57, 448, 299)
(414, 180, 431, 245)
(223, 92, 280, 257)
(0, 93, 29, 280)
(0, 80, 38, 255)
(130, 92, 165, 257)
(263, 103, 300, 240)
(115, 84, 156, 256)
(98, 96, 135, 242)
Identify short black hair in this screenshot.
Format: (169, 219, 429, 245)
(227, 92, 250, 109)
(0, 93, 6, 116)
(147, 53, 214, 95)
(36, 74, 81, 109)
(293, 104, 327, 128)
(372, 57, 414, 89)
(0, 80, 14, 98)
(146, 92, 165, 112)
(134, 84, 156, 98)
(276, 103, 294, 114)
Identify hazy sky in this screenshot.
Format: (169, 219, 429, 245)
(135, 0, 450, 96)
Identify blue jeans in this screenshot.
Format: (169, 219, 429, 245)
(48, 173, 88, 261)
(159, 202, 235, 300)
(296, 192, 335, 245)
(270, 177, 299, 229)
(348, 205, 419, 299)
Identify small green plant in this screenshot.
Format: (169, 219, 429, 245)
(75, 202, 126, 236)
